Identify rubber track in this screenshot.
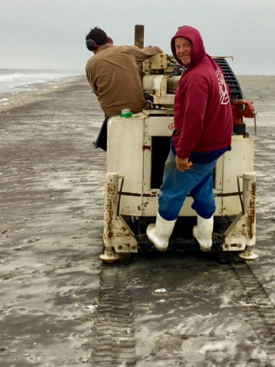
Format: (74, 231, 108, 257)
(220, 261, 275, 365)
(92, 265, 136, 366)
(213, 58, 243, 101)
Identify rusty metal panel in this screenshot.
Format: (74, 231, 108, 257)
(143, 53, 168, 71)
(106, 114, 145, 216)
(216, 136, 254, 216)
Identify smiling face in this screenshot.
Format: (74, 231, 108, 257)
(175, 37, 192, 66)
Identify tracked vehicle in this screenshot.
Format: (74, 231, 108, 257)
(100, 26, 257, 263)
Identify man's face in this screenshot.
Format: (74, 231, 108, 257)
(175, 37, 192, 66)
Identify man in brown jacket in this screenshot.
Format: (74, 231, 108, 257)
(85, 27, 163, 150)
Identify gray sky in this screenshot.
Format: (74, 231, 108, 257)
(0, 0, 274, 75)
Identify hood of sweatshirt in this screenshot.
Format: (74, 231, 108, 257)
(171, 26, 206, 68)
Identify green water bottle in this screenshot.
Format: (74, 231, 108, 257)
(120, 108, 133, 117)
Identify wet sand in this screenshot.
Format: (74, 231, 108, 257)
(1, 78, 105, 366)
(0, 76, 275, 366)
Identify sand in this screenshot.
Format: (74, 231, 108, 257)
(1, 75, 275, 366)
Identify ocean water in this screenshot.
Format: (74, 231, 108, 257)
(0, 69, 85, 112)
(0, 69, 83, 94)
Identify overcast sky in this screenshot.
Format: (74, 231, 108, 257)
(0, 0, 274, 75)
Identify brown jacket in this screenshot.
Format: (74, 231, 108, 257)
(86, 43, 161, 117)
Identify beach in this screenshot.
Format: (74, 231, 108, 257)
(0, 71, 85, 113)
(1, 75, 275, 366)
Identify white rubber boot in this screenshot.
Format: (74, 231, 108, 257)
(193, 215, 214, 252)
(146, 212, 176, 252)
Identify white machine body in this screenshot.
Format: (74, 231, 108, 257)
(101, 53, 257, 260)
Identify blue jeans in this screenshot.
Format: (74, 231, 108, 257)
(158, 150, 217, 221)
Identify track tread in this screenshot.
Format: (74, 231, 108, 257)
(220, 260, 275, 363)
(92, 266, 136, 366)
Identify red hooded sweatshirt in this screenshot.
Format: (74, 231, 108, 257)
(171, 26, 233, 162)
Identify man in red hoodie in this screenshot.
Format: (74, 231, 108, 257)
(147, 25, 233, 252)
